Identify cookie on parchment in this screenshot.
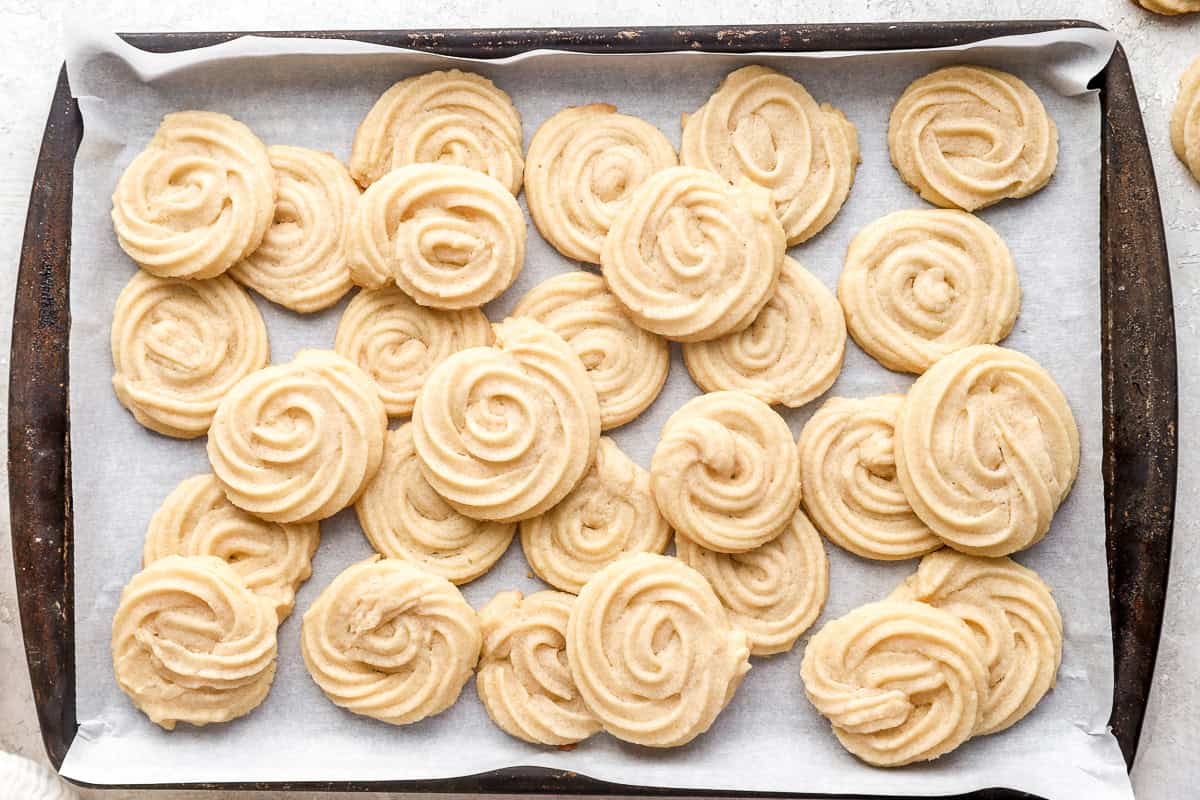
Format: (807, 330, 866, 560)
(230, 145, 358, 313)
(112, 111, 275, 280)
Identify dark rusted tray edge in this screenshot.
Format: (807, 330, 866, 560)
(8, 18, 1175, 797)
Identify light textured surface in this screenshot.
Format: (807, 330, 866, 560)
(0, 1, 1194, 798)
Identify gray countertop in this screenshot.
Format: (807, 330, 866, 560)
(0, 1, 1195, 798)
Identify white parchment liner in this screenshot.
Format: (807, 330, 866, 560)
(60, 26, 1133, 799)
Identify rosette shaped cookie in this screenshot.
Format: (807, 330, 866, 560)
(229, 146, 358, 313)
(797, 395, 940, 561)
(525, 104, 676, 263)
(683, 256, 845, 407)
(800, 600, 988, 766)
(356, 425, 516, 585)
(600, 166, 785, 342)
(207, 349, 387, 524)
(566, 553, 751, 747)
(890, 550, 1062, 735)
(477, 590, 601, 745)
(839, 209, 1020, 374)
(1172, 56, 1200, 181)
(111, 555, 278, 730)
(301, 556, 482, 725)
(675, 509, 828, 656)
(111, 111, 275, 279)
(894, 345, 1079, 557)
(520, 437, 671, 594)
(412, 317, 602, 523)
(681, 65, 860, 245)
(1136, 0, 1200, 13)
(889, 65, 1058, 211)
(651, 390, 801, 553)
(513, 271, 669, 429)
(347, 163, 525, 307)
(350, 69, 523, 193)
(111, 270, 269, 439)
(335, 286, 493, 417)
(144, 475, 320, 621)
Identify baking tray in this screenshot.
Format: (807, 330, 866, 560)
(7, 19, 1176, 799)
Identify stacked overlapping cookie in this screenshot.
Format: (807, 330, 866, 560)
(107, 62, 1079, 767)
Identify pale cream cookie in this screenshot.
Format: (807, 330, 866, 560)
(112, 111, 275, 280)
(675, 509, 828, 656)
(683, 256, 845, 407)
(301, 556, 481, 726)
(890, 550, 1063, 736)
(1171, 56, 1200, 182)
(334, 286, 493, 418)
(894, 345, 1080, 557)
(519, 436, 671, 594)
(840, 209, 1020, 374)
(525, 103, 676, 263)
(144, 475, 320, 621)
(111, 270, 269, 439)
(600, 165, 785, 342)
(476, 590, 601, 746)
(800, 600, 988, 767)
(681, 65, 860, 245)
(889, 65, 1058, 211)
(797, 395, 940, 561)
(350, 69, 523, 193)
(207, 349, 387, 524)
(347, 163, 525, 307)
(566, 553, 751, 747)
(651, 390, 801, 553)
(412, 317, 601, 523)
(513, 271, 669, 429)
(1135, 0, 1200, 13)
(229, 146, 358, 313)
(355, 425, 515, 585)
(111, 555, 278, 730)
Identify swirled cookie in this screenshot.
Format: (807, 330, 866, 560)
(513, 271, 669, 429)
(682, 256, 845, 407)
(1136, 0, 1200, 13)
(839, 209, 1020, 374)
(675, 509, 828, 656)
(350, 69, 523, 193)
(112, 555, 278, 730)
(520, 436, 671, 593)
(797, 395, 940, 561)
(477, 590, 600, 745)
(525, 104, 676, 263)
(207, 349, 387, 523)
(890, 550, 1062, 735)
(111, 270, 269, 439)
(300, 556, 481, 725)
(111, 111, 275, 280)
(1172, 56, 1200, 181)
(229, 146, 358, 313)
(144, 475, 320, 621)
(356, 425, 515, 584)
(566, 553, 751, 747)
(412, 317, 601, 523)
(681, 65, 860, 245)
(600, 166, 785, 342)
(800, 600, 987, 766)
(334, 286, 493, 417)
(347, 163, 525, 307)
(889, 65, 1058, 211)
(651, 390, 801, 553)
(894, 345, 1080, 556)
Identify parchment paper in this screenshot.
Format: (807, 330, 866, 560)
(60, 26, 1133, 799)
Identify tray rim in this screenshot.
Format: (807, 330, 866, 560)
(7, 18, 1176, 799)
